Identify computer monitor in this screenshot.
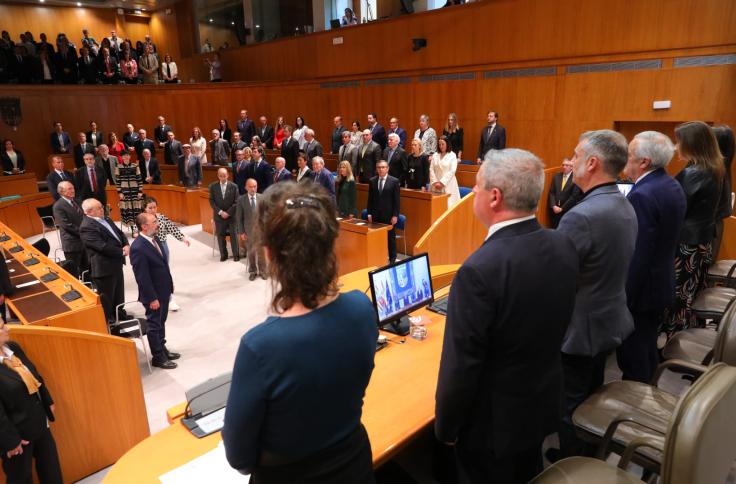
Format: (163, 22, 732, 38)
(368, 253, 434, 336)
(329, 19, 342, 29)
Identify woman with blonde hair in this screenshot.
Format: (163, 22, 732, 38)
(190, 126, 208, 165)
(442, 112, 464, 160)
(336, 160, 358, 217)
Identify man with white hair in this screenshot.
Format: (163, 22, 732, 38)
(617, 131, 686, 383)
(311, 156, 335, 203)
(210, 128, 231, 166)
(303, 128, 323, 168)
(94, 143, 116, 184)
(53, 181, 88, 274)
(435, 149, 579, 483)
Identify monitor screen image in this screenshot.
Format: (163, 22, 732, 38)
(369, 253, 433, 325)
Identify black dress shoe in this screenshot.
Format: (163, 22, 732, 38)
(151, 359, 177, 369)
(233, 256, 240, 262)
(220, 255, 227, 262)
(248, 273, 257, 281)
(164, 349, 181, 360)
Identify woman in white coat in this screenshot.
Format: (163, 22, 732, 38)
(430, 136, 460, 207)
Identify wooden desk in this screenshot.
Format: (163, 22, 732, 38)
(0, 172, 39, 197)
(104, 184, 201, 226)
(0, 222, 107, 333)
(356, 185, 449, 256)
(104, 265, 460, 483)
(336, 219, 391, 275)
(0, 192, 54, 238)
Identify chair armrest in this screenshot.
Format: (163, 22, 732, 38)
(618, 435, 666, 470)
(595, 412, 668, 459)
(651, 359, 708, 386)
(724, 261, 736, 286)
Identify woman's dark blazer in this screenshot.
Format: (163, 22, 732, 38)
(0, 151, 26, 174)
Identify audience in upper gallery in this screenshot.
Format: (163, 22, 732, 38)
(663, 121, 725, 336)
(160, 54, 178, 83)
(1, 139, 26, 175)
(205, 52, 222, 82)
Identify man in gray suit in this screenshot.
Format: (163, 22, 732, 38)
(357, 129, 382, 183)
(209, 168, 240, 262)
(554, 130, 638, 459)
(337, 131, 358, 174)
(53, 181, 89, 275)
(236, 178, 266, 281)
(303, 129, 323, 168)
(210, 129, 231, 166)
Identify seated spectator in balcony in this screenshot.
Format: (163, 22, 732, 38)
(74, 132, 96, 169)
(341, 7, 359, 25)
(37, 32, 55, 56)
(97, 47, 119, 84)
(9, 45, 33, 84)
(50, 122, 72, 154)
(77, 45, 98, 84)
(1, 139, 25, 175)
(161, 54, 178, 84)
(36, 48, 56, 84)
(120, 50, 138, 84)
(108, 132, 126, 159)
(139, 44, 158, 84)
(53, 38, 78, 84)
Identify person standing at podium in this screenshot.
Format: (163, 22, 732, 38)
(367, 160, 400, 264)
(223, 182, 377, 483)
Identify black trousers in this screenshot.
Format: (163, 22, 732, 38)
(559, 351, 608, 457)
(617, 310, 661, 383)
(63, 250, 89, 278)
(246, 239, 266, 274)
(217, 233, 239, 259)
(145, 295, 170, 361)
(387, 227, 397, 263)
(93, 265, 125, 324)
(1, 427, 63, 484)
(454, 441, 543, 484)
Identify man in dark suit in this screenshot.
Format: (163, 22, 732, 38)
(74, 132, 96, 169)
(311, 157, 336, 203)
(50, 122, 72, 154)
(77, 45, 98, 84)
(554, 130, 638, 459)
(135, 129, 156, 160)
(163, 131, 184, 167)
(548, 158, 583, 228)
(257, 116, 274, 149)
(209, 129, 231, 166)
(209, 168, 240, 261)
(232, 149, 251, 195)
(154, 116, 172, 150)
(9, 46, 33, 84)
(237, 110, 256, 146)
(139, 148, 161, 184)
(46, 156, 75, 201)
(303, 129, 323, 168)
(357, 130, 382, 183)
(436, 149, 579, 484)
(384, 133, 409, 187)
(272, 157, 292, 183)
(368, 112, 387, 150)
(235, 178, 266, 281)
(130, 212, 178, 370)
(280, 125, 299, 173)
(53, 38, 78, 84)
(74, 154, 108, 206)
(476, 111, 506, 163)
(86, 122, 103, 151)
(230, 132, 247, 165)
(331, 116, 344, 154)
(252, 147, 273, 194)
(122, 124, 139, 152)
(617, 131, 687, 383)
(79, 197, 129, 325)
(337, 131, 358, 174)
(53, 181, 88, 275)
(367, 160, 400, 264)
(388, 117, 408, 149)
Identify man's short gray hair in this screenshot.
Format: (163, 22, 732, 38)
(306, 129, 315, 137)
(142, 148, 151, 155)
(81, 198, 101, 213)
(480, 149, 545, 212)
(57, 180, 73, 194)
(342, 130, 351, 138)
(632, 131, 675, 169)
(388, 133, 399, 142)
(579, 130, 628, 177)
(312, 156, 324, 167)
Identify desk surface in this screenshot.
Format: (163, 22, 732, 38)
(104, 264, 459, 483)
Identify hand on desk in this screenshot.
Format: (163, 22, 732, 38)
(183, 238, 191, 247)
(6, 440, 29, 458)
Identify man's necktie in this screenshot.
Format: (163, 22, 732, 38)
(71, 200, 82, 215)
(379, 178, 385, 193)
(250, 196, 256, 210)
(89, 167, 97, 191)
(3, 355, 40, 395)
(561, 174, 568, 191)
(151, 237, 163, 258)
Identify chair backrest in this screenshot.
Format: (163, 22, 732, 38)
(661, 363, 736, 484)
(459, 186, 472, 198)
(31, 238, 51, 257)
(35, 204, 55, 229)
(711, 299, 736, 366)
(57, 259, 79, 279)
(395, 214, 406, 231)
(361, 208, 368, 220)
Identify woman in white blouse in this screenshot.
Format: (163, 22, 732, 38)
(161, 53, 178, 84)
(430, 136, 460, 207)
(1, 139, 26, 175)
(350, 121, 363, 147)
(414, 114, 438, 155)
(190, 127, 208, 165)
(293, 116, 309, 150)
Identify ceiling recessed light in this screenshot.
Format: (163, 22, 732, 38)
(76, 1, 82, 5)
(209, 18, 213, 23)
(39, 0, 45, 3)
(255, 24, 260, 28)
(230, 21, 234, 25)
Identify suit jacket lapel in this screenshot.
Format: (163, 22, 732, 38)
(0, 361, 24, 383)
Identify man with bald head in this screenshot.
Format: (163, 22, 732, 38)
(236, 178, 266, 280)
(80, 197, 129, 325)
(209, 168, 240, 261)
(53, 181, 88, 275)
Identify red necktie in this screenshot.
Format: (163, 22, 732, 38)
(89, 167, 98, 191)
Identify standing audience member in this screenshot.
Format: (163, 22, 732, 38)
(154, 116, 172, 149)
(97, 47, 118, 84)
(712, 125, 735, 259)
(406, 138, 430, 190)
(74, 132, 95, 169)
(0, 321, 63, 484)
(311, 156, 336, 203)
(273, 116, 287, 149)
(123, 125, 139, 152)
(209, 168, 240, 261)
(95, 144, 117, 184)
(219, 119, 233, 144)
(553, 130, 637, 459)
(367, 113, 387, 150)
(476, 110, 506, 163)
(547, 158, 583, 229)
(293, 116, 309, 150)
(236, 178, 267, 281)
(119, 50, 137, 84)
(50, 122, 72, 154)
(388, 117, 407, 149)
(138, 44, 159, 84)
(384, 133, 408, 187)
(232, 149, 250, 194)
(46, 156, 74, 201)
(108, 133, 125, 160)
(164, 131, 184, 168)
(54, 38, 77, 84)
(115, 151, 144, 234)
(304, 129, 323, 167)
(237, 110, 255, 147)
(36, 48, 56, 84)
(331, 116, 345, 154)
(139, 148, 161, 184)
(350, 121, 363, 147)
(206, 53, 222, 82)
(223, 182, 377, 483)
(230, 132, 247, 165)
(357, 129, 382, 183)
(160, 54, 178, 83)
(77, 45, 97, 83)
(435, 149, 578, 484)
(280, 125, 299, 172)
(1, 139, 25, 175)
(367, 160, 401, 264)
(617, 131, 686, 383)
(414, 114, 438, 155)
(664, 121, 724, 335)
(80, 198, 129, 325)
(296, 152, 313, 183)
(75, 153, 107, 206)
(135, 129, 156, 160)
(336, 160, 358, 218)
(430, 136, 460, 206)
(182, 144, 202, 187)
(251, 147, 273, 194)
(210, 129, 231, 166)
(53, 181, 88, 275)
(339, 131, 359, 175)
(87, 121, 103, 150)
(272, 157, 291, 183)
(443, 112, 464, 160)
(189, 127, 208, 165)
(257, 116, 274, 149)
(130, 212, 179, 370)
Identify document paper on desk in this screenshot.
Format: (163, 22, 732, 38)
(159, 441, 249, 483)
(15, 280, 40, 289)
(196, 406, 226, 434)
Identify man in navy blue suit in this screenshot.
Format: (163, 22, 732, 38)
(50, 122, 72, 154)
(251, 147, 273, 194)
(272, 157, 292, 183)
(130, 212, 179, 370)
(311, 156, 335, 203)
(617, 131, 686, 383)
